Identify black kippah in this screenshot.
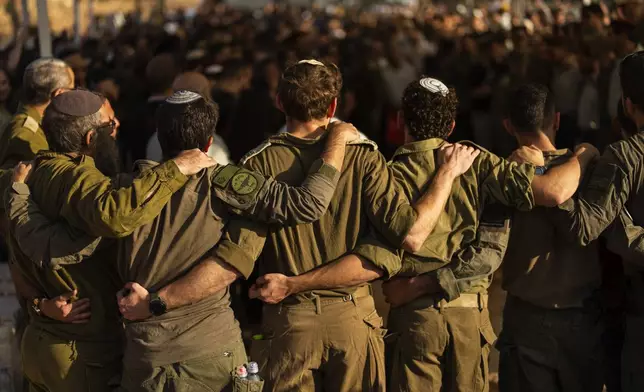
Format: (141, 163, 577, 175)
(50, 90, 103, 117)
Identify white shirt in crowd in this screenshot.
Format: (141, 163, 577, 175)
(146, 132, 231, 165)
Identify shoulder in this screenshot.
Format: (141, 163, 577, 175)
(347, 137, 378, 151)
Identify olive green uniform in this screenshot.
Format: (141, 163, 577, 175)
(220, 133, 419, 392)
(0, 106, 47, 167)
(7, 157, 341, 392)
(553, 132, 644, 392)
(6, 151, 189, 392)
(498, 149, 604, 392)
(355, 139, 535, 392)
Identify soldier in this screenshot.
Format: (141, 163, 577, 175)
(117, 60, 485, 392)
(6, 89, 364, 391)
(496, 84, 604, 392)
(514, 50, 644, 392)
(0, 58, 74, 167)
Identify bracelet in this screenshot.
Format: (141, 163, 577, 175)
(31, 297, 43, 316)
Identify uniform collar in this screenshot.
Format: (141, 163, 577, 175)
(21, 105, 43, 125)
(274, 132, 327, 146)
(392, 138, 446, 158)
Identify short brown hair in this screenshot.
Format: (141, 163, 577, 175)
(278, 60, 342, 122)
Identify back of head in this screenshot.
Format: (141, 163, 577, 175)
(620, 51, 644, 110)
(402, 78, 458, 141)
(43, 90, 105, 153)
(172, 72, 212, 100)
(146, 54, 178, 95)
(277, 59, 342, 122)
(506, 83, 556, 134)
(156, 90, 219, 160)
(23, 58, 73, 106)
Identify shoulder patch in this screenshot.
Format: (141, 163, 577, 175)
(231, 169, 260, 195)
(22, 116, 39, 133)
(347, 138, 378, 151)
(212, 164, 242, 188)
(239, 141, 272, 166)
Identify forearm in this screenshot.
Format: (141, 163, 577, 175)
(403, 166, 457, 252)
(158, 257, 241, 310)
(289, 254, 383, 294)
(531, 151, 592, 207)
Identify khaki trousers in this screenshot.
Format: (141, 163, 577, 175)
(120, 339, 247, 392)
(21, 325, 122, 392)
(386, 293, 495, 392)
(497, 296, 604, 392)
(251, 288, 386, 392)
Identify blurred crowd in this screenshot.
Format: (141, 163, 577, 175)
(0, 0, 641, 166)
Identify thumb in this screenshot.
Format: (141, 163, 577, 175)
(124, 282, 136, 290)
(255, 275, 268, 286)
(249, 284, 260, 299)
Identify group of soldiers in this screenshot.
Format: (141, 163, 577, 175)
(2, 52, 644, 392)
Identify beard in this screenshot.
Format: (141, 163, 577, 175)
(91, 129, 121, 177)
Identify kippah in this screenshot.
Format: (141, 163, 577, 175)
(298, 59, 325, 66)
(419, 78, 449, 97)
(166, 90, 202, 104)
(50, 90, 103, 117)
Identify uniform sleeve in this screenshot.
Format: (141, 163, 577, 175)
(430, 204, 513, 301)
(352, 229, 404, 280)
(603, 208, 644, 267)
(6, 182, 101, 269)
(478, 152, 535, 211)
(61, 159, 188, 238)
(212, 159, 340, 225)
(554, 146, 632, 246)
(361, 151, 418, 247)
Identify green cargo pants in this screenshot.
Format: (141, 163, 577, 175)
(120, 339, 247, 392)
(497, 296, 604, 392)
(21, 325, 122, 392)
(386, 293, 495, 392)
(250, 286, 386, 392)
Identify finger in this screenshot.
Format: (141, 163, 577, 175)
(70, 312, 92, 323)
(56, 291, 76, 302)
(248, 285, 260, 299)
(69, 302, 91, 315)
(124, 282, 136, 290)
(255, 276, 268, 286)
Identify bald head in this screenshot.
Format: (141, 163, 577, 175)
(173, 72, 212, 100)
(23, 58, 74, 106)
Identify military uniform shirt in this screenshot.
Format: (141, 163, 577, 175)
(0, 106, 47, 168)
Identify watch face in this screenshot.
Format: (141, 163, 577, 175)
(231, 172, 258, 195)
(150, 297, 167, 316)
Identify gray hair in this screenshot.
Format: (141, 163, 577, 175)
(23, 58, 73, 106)
(43, 106, 102, 153)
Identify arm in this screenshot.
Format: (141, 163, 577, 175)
(382, 203, 512, 307)
(529, 145, 599, 207)
(249, 254, 384, 304)
(60, 149, 215, 238)
(215, 122, 358, 225)
(402, 143, 480, 252)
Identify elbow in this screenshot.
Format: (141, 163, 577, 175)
(402, 235, 423, 253)
(536, 190, 569, 208)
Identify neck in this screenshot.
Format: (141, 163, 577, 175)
(28, 103, 48, 117)
(632, 111, 644, 130)
(515, 131, 557, 152)
(286, 118, 331, 139)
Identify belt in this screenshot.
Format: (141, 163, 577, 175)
(415, 293, 488, 310)
(281, 285, 373, 306)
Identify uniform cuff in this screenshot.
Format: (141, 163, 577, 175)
(353, 240, 402, 280)
(157, 161, 189, 192)
(11, 182, 30, 195)
(433, 268, 460, 302)
(309, 159, 340, 184)
(213, 240, 257, 279)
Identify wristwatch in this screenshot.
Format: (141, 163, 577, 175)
(31, 297, 43, 316)
(535, 165, 548, 175)
(149, 293, 167, 317)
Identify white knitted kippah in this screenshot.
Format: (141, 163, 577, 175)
(166, 90, 202, 104)
(419, 78, 449, 97)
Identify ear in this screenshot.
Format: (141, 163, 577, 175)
(85, 130, 95, 147)
(327, 97, 338, 119)
(52, 88, 68, 98)
(625, 97, 636, 118)
(275, 94, 285, 113)
(554, 112, 561, 132)
(446, 120, 456, 138)
(503, 119, 515, 136)
(204, 136, 214, 153)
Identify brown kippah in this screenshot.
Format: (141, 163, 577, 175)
(50, 90, 103, 117)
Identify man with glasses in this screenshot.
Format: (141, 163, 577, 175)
(0, 58, 74, 167)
